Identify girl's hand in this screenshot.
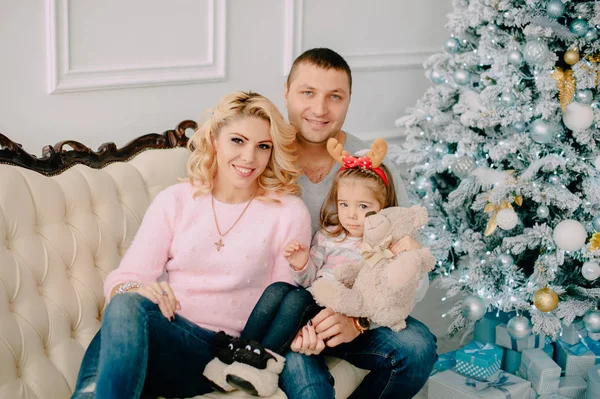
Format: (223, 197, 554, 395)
(313, 308, 360, 347)
(135, 281, 181, 321)
(390, 236, 422, 255)
(284, 240, 309, 271)
(290, 323, 326, 356)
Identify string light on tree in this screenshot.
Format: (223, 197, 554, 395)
(534, 287, 559, 312)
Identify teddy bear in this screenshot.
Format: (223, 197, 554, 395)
(310, 206, 436, 332)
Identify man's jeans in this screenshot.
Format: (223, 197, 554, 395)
(280, 315, 438, 399)
(71, 293, 217, 399)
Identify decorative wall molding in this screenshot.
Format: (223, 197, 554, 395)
(283, 0, 437, 74)
(46, 0, 227, 93)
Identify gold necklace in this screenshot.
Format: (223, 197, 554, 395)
(211, 194, 255, 252)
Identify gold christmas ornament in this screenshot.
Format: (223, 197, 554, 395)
(590, 232, 600, 251)
(551, 68, 576, 111)
(534, 287, 559, 312)
(564, 48, 580, 65)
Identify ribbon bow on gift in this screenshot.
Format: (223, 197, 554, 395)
(568, 336, 600, 364)
(466, 372, 516, 399)
(360, 235, 394, 266)
(464, 342, 500, 363)
(429, 351, 456, 377)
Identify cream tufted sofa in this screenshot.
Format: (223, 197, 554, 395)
(0, 122, 367, 399)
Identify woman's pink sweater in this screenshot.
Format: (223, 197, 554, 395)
(104, 183, 312, 336)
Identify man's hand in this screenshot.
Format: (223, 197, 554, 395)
(390, 236, 422, 255)
(312, 308, 360, 348)
(284, 240, 309, 271)
(290, 323, 326, 355)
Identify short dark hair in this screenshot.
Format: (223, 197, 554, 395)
(287, 48, 352, 90)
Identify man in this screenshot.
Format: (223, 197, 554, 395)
(280, 48, 437, 398)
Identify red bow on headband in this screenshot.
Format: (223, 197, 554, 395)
(327, 138, 390, 187)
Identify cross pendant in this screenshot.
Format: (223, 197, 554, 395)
(215, 238, 224, 251)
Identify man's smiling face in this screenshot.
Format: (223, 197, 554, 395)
(284, 62, 351, 144)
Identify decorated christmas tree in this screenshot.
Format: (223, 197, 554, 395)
(393, 0, 600, 339)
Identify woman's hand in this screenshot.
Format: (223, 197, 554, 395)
(390, 236, 422, 255)
(290, 322, 326, 355)
(313, 308, 360, 347)
(135, 282, 181, 321)
(284, 240, 309, 271)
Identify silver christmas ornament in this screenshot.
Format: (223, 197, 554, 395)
(507, 315, 533, 339)
(513, 121, 527, 132)
(546, 0, 565, 19)
(553, 219, 587, 252)
(507, 50, 523, 66)
(444, 37, 461, 54)
(500, 91, 517, 106)
(536, 205, 550, 219)
(487, 24, 498, 33)
(432, 142, 449, 158)
(592, 215, 600, 232)
(497, 254, 514, 267)
(585, 27, 599, 42)
(497, 208, 519, 230)
(452, 156, 476, 178)
(581, 262, 600, 281)
(570, 19, 590, 37)
(529, 119, 558, 144)
(454, 69, 471, 85)
(523, 40, 550, 65)
(430, 69, 445, 84)
(547, 175, 561, 185)
(415, 175, 437, 197)
(584, 310, 600, 333)
(576, 89, 594, 104)
(563, 102, 594, 131)
(461, 295, 487, 321)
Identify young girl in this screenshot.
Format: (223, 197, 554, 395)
(206, 138, 413, 397)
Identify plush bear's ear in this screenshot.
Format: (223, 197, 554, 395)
(411, 206, 428, 227)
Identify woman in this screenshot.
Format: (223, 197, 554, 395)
(72, 91, 312, 399)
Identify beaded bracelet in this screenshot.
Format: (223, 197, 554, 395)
(115, 281, 144, 295)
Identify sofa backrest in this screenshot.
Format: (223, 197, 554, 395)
(0, 127, 191, 398)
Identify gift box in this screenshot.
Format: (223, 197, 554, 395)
(474, 310, 516, 344)
(537, 394, 571, 399)
(428, 369, 535, 399)
(555, 338, 600, 379)
(559, 318, 588, 346)
(496, 324, 547, 352)
(557, 376, 586, 399)
(587, 364, 600, 399)
(503, 342, 555, 374)
(430, 351, 456, 376)
(517, 348, 561, 394)
(455, 341, 504, 379)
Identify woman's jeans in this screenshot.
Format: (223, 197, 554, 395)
(71, 293, 218, 399)
(242, 281, 322, 354)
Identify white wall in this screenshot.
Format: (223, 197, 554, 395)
(0, 0, 452, 155)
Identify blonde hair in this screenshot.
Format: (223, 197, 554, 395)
(186, 91, 301, 201)
(320, 164, 397, 238)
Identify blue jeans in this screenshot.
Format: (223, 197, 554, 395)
(71, 293, 218, 399)
(242, 282, 321, 354)
(280, 316, 438, 399)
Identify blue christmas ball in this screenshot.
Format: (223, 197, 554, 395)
(508, 50, 523, 66)
(500, 91, 517, 106)
(592, 215, 600, 232)
(529, 119, 558, 143)
(585, 27, 599, 42)
(415, 175, 437, 197)
(513, 121, 527, 132)
(454, 69, 471, 85)
(537, 205, 550, 219)
(444, 37, 461, 54)
(433, 142, 450, 158)
(497, 254, 514, 267)
(576, 89, 594, 104)
(548, 175, 561, 185)
(429, 69, 445, 84)
(546, 0, 565, 19)
(487, 24, 499, 33)
(570, 19, 590, 37)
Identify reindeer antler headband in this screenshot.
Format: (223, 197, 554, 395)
(327, 137, 389, 187)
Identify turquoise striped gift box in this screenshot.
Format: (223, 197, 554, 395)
(455, 341, 504, 379)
